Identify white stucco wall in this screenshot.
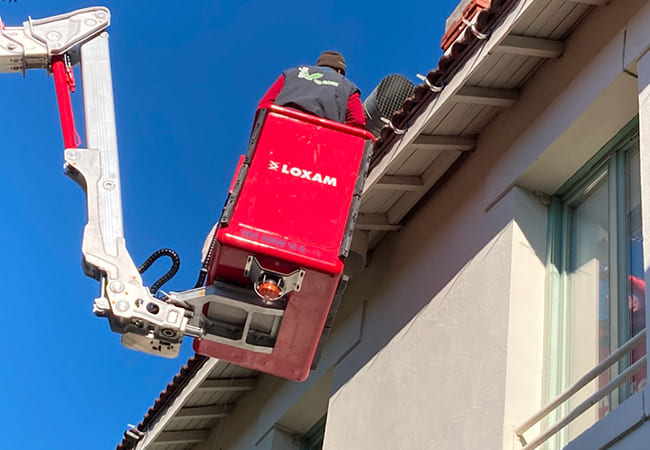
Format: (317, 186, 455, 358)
(322, 156, 547, 450)
(324, 210, 510, 449)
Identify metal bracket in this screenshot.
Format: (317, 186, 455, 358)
(244, 255, 305, 300)
(170, 283, 288, 354)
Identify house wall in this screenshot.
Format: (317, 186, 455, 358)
(206, 1, 650, 449)
(323, 184, 546, 450)
(609, 423, 650, 450)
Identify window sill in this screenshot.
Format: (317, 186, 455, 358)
(563, 391, 647, 450)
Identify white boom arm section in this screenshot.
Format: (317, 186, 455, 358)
(0, 7, 200, 357)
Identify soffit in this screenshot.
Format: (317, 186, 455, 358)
(360, 0, 594, 248)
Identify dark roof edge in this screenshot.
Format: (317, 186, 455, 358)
(116, 354, 210, 450)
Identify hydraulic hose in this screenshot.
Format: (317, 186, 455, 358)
(194, 230, 217, 288)
(138, 248, 181, 295)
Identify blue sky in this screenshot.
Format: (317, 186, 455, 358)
(0, 0, 457, 448)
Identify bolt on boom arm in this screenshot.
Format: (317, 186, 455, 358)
(1, 7, 195, 357)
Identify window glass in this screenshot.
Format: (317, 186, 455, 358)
(626, 149, 646, 394)
(546, 124, 645, 445)
(566, 174, 609, 434)
(564, 170, 611, 438)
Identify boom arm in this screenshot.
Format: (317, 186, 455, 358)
(0, 7, 197, 357)
(1, 8, 368, 374)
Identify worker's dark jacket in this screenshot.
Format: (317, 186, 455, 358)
(274, 65, 359, 124)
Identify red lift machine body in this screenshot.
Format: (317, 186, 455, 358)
(195, 105, 374, 380)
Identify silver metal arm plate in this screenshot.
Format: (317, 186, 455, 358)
(65, 28, 189, 358)
(0, 7, 109, 73)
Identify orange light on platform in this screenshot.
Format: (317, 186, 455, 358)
(257, 280, 282, 301)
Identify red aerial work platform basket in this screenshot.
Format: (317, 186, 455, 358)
(194, 105, 374, 381)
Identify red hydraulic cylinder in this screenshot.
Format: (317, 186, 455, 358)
(194, 105, 374, 381)
(52, 56, 78, 149)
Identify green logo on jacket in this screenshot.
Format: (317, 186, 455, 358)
(298, 66, 340, 87)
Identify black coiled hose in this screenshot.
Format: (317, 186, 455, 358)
(194, 230, 218, 288)
(138, 248, 181, 295)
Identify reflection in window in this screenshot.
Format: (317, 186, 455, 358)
(546, 124, 645, 446)
(567, 173, 609, 429)
(626, 149, 646, 394)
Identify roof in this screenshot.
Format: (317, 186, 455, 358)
(118, 0, 604, 447)
(117, 357, 257, 449)
(371, 0, 516, 160)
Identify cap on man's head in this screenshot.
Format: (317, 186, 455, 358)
(317, 51, 346, 75)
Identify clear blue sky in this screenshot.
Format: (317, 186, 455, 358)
(0, 1, 457, 448)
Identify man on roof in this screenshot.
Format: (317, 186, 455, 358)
(258, 51, 366, 129)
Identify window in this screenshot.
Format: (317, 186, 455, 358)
(545, 121, 646, 445)
(299, 415, 326, 450)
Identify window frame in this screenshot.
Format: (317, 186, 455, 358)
(299, 415, 326, 450)
(544, 119, 641, 445)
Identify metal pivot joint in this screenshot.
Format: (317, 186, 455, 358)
(0, 7, 110, 74)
